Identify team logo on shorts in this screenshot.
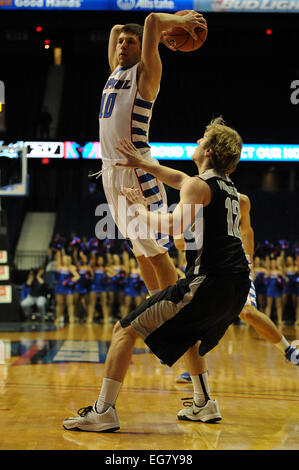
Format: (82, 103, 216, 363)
(116, 0, 136, 10)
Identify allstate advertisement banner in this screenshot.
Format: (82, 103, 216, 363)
(0, 0, 191, 11)
(1, 0, 299, 12)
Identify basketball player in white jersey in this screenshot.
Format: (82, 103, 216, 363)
(98, 12, 206, 295)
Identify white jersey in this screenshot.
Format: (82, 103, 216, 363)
(99, 63, 157, 167)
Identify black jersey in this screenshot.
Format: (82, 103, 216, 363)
(184, 169, 249, 277)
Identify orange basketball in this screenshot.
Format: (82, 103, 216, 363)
(165, 10, 208, 52)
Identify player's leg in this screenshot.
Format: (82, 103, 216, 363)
(135, 254, 160, 294)
(240, 304, 299, 365)
(62, 280, 182, 432)
(62, 321, 139, 432)
(148, 251, 178, 290)
(104, 175, 177, 294)
(130, 168, 178, 293)
(240, 305, 281, 342)
(176, 345, 221, 423)
(103, 322, 138, 382)
(136, 251, 178, 293)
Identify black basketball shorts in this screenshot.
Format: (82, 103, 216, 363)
(120, 272, 250, 367)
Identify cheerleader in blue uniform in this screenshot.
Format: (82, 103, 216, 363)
(253, 256, 268, 313)
(88, 255, 110, 324)
(139, 275, 148, 301)
(55, 251, 80, 325)
(282, 256, 297, 319)
(106, 254, 127, 318)
(265, 257, 285, 325)
(73, 252, 93, 323)
(123, 257, 142, 318)
(296, 254, 299, 327)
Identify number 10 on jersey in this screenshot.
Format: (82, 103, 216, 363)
(99, 93, 117, 118)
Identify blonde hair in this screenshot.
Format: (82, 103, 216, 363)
(204, 116, 242, 174)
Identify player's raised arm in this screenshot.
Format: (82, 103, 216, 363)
(108, 24, 124, 72)
(122, 176, 210, 237)
(138, 11, 206, 100)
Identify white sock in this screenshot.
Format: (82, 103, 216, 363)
(274, 336, 290, 354)
(96, 378, 122, 413)
(149, 288, 160, 296)
(191, 372, 211, 407)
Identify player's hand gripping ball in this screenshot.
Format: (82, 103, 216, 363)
(164, 10, 208, 52)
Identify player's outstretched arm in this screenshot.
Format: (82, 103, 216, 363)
(121, 176, 210, 237)
(139, 11, 206, 100)
(115, 138, 189, 190)
(108, 24, 124, 72)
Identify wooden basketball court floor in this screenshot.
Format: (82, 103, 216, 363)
(0, 321, 298, 451)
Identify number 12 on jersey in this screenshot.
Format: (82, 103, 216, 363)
(99, 93, 117, 119)
(225, 197, 241, 238)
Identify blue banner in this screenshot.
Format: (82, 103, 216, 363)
(1, 0, 299, 11)
(195, 0, 299, 12)
(0, 0, 190, 11)
(2, 141, 299, 161)
(150, 143, 299, 161)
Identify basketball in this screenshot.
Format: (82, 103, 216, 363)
(165, 10, 208, 52)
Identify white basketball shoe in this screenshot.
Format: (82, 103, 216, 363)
(63, 402, 120, 432)
(177, 398, 222, 423)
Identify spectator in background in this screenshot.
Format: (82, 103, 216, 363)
(281, 255, 297, 319)
(253, 256, 268, 313)
(265, 257, 285, 326)
(38, 107, 52, 139)
(88, 254, 111, 324)
(21, 268, 48, 320)
(296, 253, 299, 327)
(122, 256, 142, 318)
(55, 251, 80, 325)
(73, 250, 93, 323)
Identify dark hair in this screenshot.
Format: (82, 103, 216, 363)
(204, 116, 243, 174)
(120, 23, 144, 46)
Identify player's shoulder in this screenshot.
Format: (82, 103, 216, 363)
(181, 176, 211, 204)
(183, 175, 209, 191)
(238, 192, 251, 208)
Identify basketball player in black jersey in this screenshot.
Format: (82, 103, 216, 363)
(63, 117, 251, 432)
